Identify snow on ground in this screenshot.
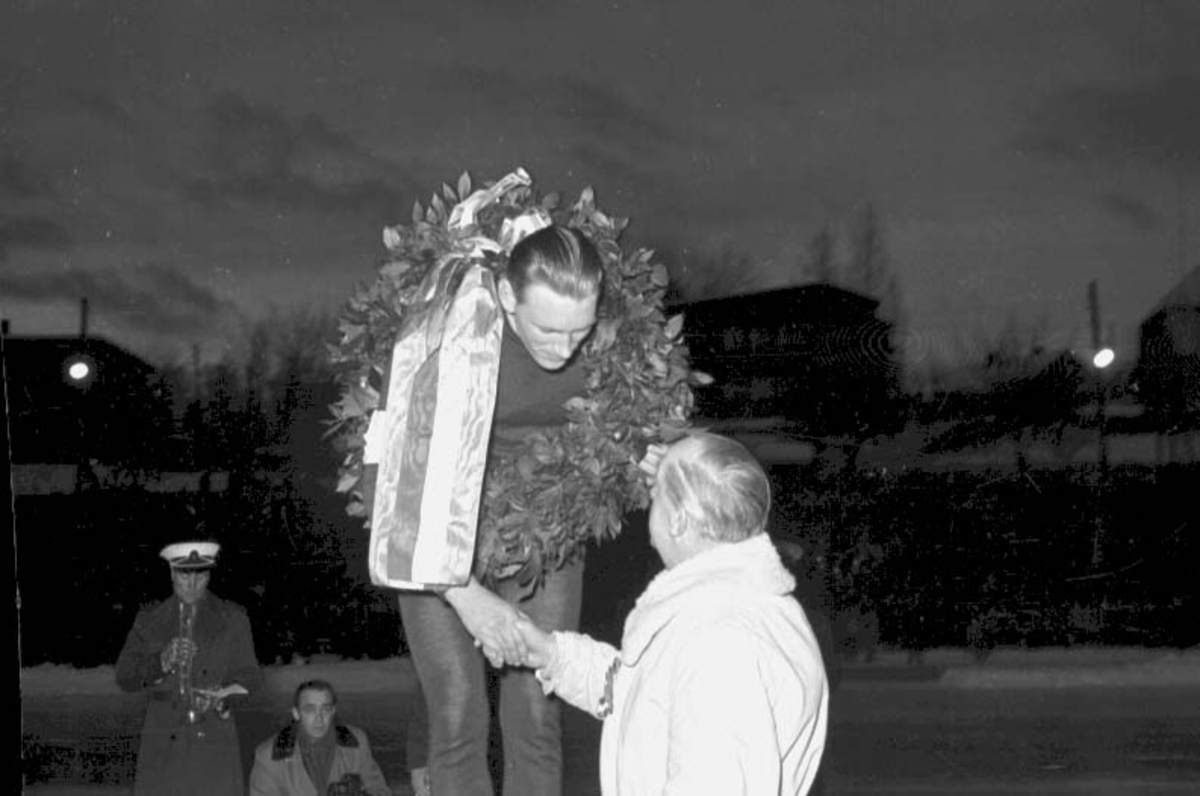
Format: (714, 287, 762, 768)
(938, 646, 1200, 688)
(20, 655, 419, 698)
(19, 647, 1200, 698)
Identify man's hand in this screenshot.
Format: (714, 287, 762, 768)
(160, 637, 198, 672)
(513, 615, 556, 669)
(444, 579, 528, 667)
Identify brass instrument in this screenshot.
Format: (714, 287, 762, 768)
(177, 602, 203, 725)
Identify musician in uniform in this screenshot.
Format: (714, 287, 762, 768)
(116, 540, 262, 796)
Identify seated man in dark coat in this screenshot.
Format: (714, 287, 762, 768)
(116, 540, 262, 796)
(250, 679, 392, 796)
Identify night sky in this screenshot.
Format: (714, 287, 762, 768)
(2, 1, 1197, 370)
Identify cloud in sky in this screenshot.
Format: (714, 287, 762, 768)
(0, 217, 72, 261)
(0, 263, 235, 337)
(1021, 75, 1200, 175)
(547, 76, 691, 154)
(3, 0, 1198, 367)
(1095, 192, 1164, 233)
(0, 156, 58, 200)
(62, 87, 136, 133)
(180, 92, 415, 219)
(419, 64, 696, 196)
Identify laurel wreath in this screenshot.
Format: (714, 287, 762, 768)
(326, 172, 706, 586)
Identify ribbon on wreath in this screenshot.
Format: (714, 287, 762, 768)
(361, 168, 550, 590)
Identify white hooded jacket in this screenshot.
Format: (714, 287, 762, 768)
(538, 533, 829, 795)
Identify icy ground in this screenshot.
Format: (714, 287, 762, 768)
(20, 646, 1200, 698)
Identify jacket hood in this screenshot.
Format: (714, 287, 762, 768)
(622, 533, 796, 662)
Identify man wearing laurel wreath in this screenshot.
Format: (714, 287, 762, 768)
(400, 223, 602, 796)
(341, 169, 692, 796)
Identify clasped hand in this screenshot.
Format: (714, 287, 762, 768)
(444, 442, 662, 668)
(161, 637, 198, 672)
(446, 580, 555, 669)
(192, 687, 232, 719)
(478, 614, 555, 670)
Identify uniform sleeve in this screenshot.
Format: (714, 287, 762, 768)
(534, 630, 621, 719)
(223, 606, 263, 698)
(662, 623, 785, 796)
(115, 607, 168, 692)
(248, 741, 286, 796)
(353, 729, 393, 796)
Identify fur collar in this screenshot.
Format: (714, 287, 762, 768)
(271, 723, 358, 760)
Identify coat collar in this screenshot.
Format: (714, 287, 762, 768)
(621, 534, 795, 662)
(272, 723, 358, 760)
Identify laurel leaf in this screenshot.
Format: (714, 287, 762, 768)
(663, 313, 684, 340)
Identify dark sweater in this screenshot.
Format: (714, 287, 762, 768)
(492, 318, 586, 432)
(300, 727, 336, 791)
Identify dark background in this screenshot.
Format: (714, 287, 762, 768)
(15, 460, 1199, 669)
(9, 279, 1200, 668)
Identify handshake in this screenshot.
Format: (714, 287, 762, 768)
(453, 445, 664, 668)
(448, 581, 558, 670)
(476, 613, 556, 670)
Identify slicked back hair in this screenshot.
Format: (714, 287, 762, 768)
(505, 225, 604, 303)
(293, 678, 338, 709)
(658, 433, 771, 543)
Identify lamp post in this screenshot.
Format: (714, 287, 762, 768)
(1092, 346, 1114, 477)
(1086, 281, 1113, 565)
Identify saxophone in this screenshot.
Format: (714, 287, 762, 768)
(177, 602, 203, 725)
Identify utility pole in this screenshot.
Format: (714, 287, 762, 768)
(1087, 280, 1109, 565)
(1087, 282, 1110, 475)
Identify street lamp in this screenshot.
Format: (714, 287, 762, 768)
(64, 354, 96, 387)
(1089, 345, 1115, 566)
(67, 359, 91, 381)
(1091, 347, 1115, 468)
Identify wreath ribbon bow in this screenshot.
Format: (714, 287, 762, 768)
(361, 173, 532, 590)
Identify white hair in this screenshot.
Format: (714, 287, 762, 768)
(658, 433, 770, 543)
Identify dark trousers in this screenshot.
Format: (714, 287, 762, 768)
(399, 557, 584, 796)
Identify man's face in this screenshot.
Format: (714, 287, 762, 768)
(293, 688, 337, 741)
(499, 279, 598, 371)
(171, 570, 210, 605)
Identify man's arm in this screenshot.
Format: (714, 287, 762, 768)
(219, 606, 262, 711)
(524, 625, 621, 720)
(442, 577, 528, 666)
(115, 607, 169, 692)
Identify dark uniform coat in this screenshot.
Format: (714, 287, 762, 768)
(249, 723, 393, 796)
(116, 593, 261, 796)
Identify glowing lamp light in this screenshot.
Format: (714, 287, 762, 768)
(1092, 348, 1115, 369)
(67, 360, 91, 380)
(64, 355, 96, 385)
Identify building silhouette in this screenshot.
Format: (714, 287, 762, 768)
(1134, 264, 1200, 460)
(675, 283, 903, 443)
(4, 331, 165, 468)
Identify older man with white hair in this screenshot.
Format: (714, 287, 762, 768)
(515, 433, 829, 796)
